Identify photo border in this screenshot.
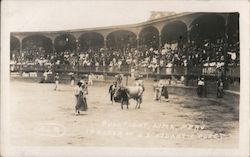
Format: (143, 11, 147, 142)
(1, 0, 249, 156)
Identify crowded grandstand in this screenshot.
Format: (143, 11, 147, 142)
(10, 12, 239, 91)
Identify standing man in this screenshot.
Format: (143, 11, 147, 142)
(115, 74, 123, 87)
(75, 82, 88, 115)
(70, 73, 75, 86)
(82, 81, 88, 110)
(197, 77, 205, 97)
(74, 81, 82, 114)
(216, 79, 224, 98)
(135, 74, 145, 91)
(54, 73, 59, 91)
(109, 81, 117, 104)
(43, 70, 48, 82)
(153, 79, 163, 101)
(88, 73, 93, 86)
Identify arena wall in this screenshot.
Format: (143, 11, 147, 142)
(10, 72, 239, 112)
(167, 85, 239, 113)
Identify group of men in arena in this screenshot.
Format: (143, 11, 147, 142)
(41, 67, 223, 114)
(196, 75, 224, 98)
(153, 79, 169, 102)
(109, 73, 171, 105)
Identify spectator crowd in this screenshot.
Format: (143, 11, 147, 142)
(10, 37, 239, 74)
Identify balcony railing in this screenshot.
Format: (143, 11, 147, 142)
(10, 64, 240, 78)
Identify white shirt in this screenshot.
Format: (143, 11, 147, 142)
(198, 80, 205, 86)
(43, 72, 48, 80)
(229, 52, 237, 60)
(74, 86, 82, 96)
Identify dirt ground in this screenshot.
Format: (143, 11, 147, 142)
(8, 79, 239, 148)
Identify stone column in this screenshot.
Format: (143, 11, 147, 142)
(157, 34, 162, 79)
(20, 39, 23, 55)
(223, 14, 230, 89)
(75, 39, 80, 78)
(19, 37, 24, 74)
(104, 37, 107, 50)
(136, 37, 140, 50)
(187, 30, 191, 43)
(51, 39, 55, 54)
(158, 34, 162, 50)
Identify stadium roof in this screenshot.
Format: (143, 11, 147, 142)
(11, 12, 191, 34)
(3, 1, 183, 32)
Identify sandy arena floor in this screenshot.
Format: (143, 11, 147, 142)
(8, 80, 239, 148)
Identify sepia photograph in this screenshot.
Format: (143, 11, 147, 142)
(1, 1, 249, 157)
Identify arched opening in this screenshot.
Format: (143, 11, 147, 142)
(139, 26, 159, 50)
(10, 36, 20, 60)
(187, 14, 227, 66)
(54, 33, 76, 53)
(227, 13, 239, 44)
(190, 14, 226, 46)
(78, 32, 104, 52)
(54, 34, 76, 65)
(22, 35, 53, 61)
(227, 12, 240, 65)
(107, 30, 136, 50)
(161, 20, 187, 48)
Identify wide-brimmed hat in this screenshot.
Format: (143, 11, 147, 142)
(77, 82, 82, 86)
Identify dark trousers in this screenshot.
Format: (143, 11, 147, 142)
(197, 85, 203, 97)
(110, 92, 115, 101)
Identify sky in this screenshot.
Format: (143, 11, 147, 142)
(2, 1, 165, 32)
(3, 0, 248, 32)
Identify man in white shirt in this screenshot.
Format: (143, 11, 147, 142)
(153, 79, 163, 101)
(43, 70, 48, 82)
(197, 77, 205, 97)
(88, 73, 93, 86)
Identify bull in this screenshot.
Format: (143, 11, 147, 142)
(113, 86, 144, 109)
